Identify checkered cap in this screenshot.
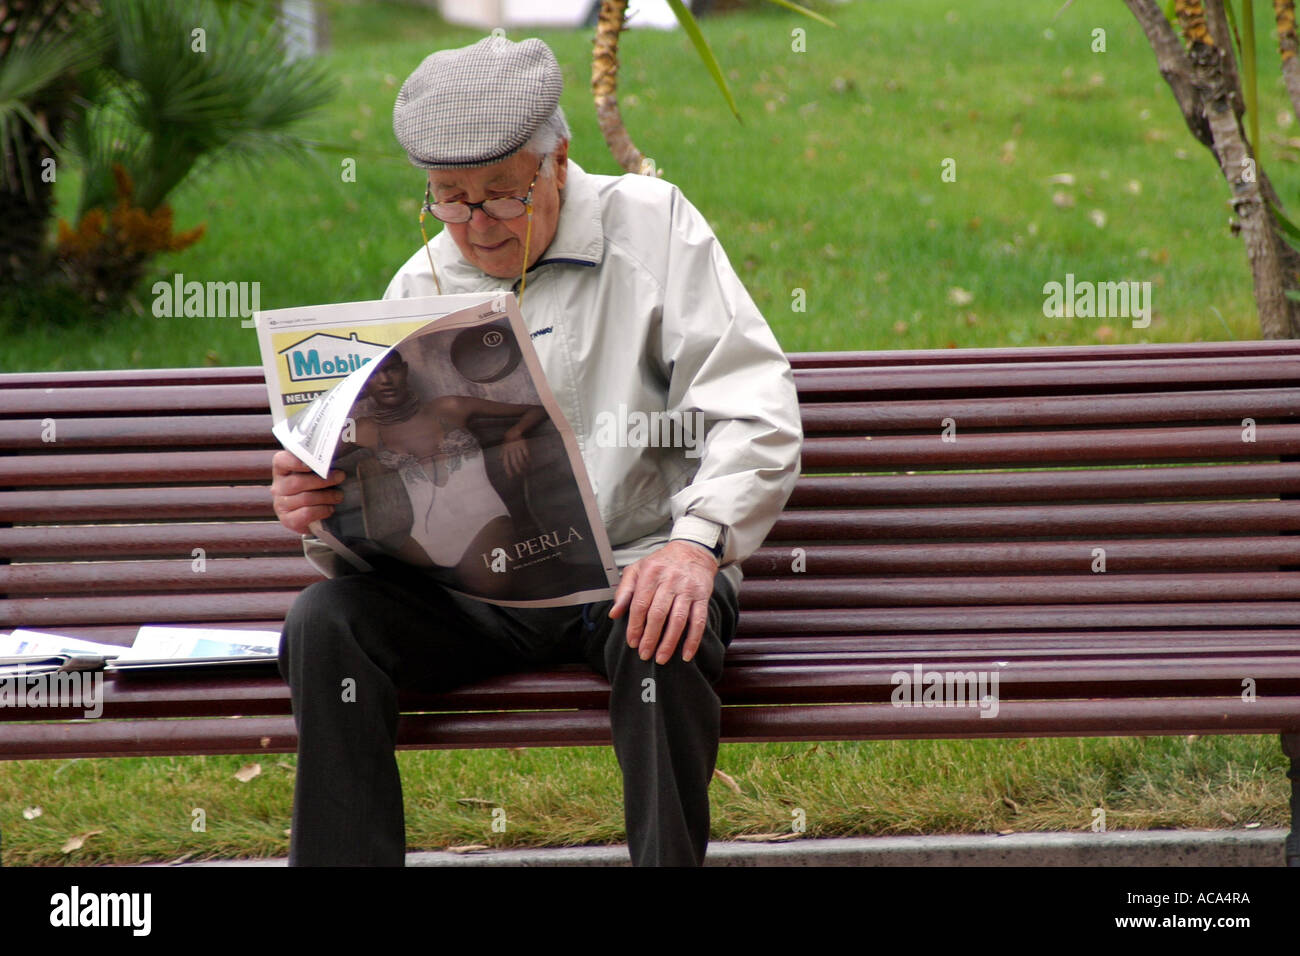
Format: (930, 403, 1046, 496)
(393, 36, 563, 169)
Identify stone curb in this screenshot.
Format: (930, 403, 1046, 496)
(177, 828, 1288, 867)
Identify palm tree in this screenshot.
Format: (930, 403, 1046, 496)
(0, 0, 335, 309)
(1125, 0, 1300, 338)
(0, 0, 103, 286)
(591, 0, 832, 175)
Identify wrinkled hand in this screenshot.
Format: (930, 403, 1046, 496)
(609, 540, 718, 664)
(501, 436, 530, 478)
(270, 449, 344, 535)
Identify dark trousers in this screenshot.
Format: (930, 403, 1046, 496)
(277, 560, 739, 866)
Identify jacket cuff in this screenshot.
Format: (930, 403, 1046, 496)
(670, 515, 726, 561)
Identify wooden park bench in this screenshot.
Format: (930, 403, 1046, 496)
(2, 339, 1299, 865)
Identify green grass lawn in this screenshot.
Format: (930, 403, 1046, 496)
(4, 0, 1296, 371)
(0, 0, 1293, 863)
(0, 736, 1286, 865)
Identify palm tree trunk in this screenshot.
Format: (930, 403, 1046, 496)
(592, 0, 656, 175)
(1127, 0, 1300, 338)
(0, 0, 95, 286)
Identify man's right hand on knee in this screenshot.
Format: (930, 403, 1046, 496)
(270, 449, 346, 535)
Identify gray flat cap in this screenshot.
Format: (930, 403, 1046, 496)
(393, 36, 563, 169)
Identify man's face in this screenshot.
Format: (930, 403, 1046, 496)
(428, 140, 568, 279)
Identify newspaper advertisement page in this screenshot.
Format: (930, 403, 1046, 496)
(257, 294, 620, 609)
(256, 292, 498, 426)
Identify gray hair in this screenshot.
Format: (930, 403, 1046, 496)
(523, 106, 571, 171)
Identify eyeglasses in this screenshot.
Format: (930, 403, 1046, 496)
(421, 160, 545, 224)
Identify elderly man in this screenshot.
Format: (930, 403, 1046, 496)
(270, 35, 802, 867)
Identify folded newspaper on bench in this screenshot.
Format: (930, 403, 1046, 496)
(0, 627, 281, 673)
(256, 293, 620, 608)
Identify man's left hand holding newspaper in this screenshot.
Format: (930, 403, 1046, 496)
(271, 450, 345, 535)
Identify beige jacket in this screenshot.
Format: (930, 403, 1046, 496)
(305, 160, 802, 597)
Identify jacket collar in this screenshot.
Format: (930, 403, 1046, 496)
(430, 159, 604, 293)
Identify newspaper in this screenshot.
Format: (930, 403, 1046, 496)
(256, 293, 620, 608)
(0, 627, 282, 675)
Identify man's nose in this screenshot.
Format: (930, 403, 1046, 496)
(467, 204, 497, 230)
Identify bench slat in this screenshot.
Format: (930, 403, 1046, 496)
(0, 486, 273, 521)
(5, 696, 1300, 761)
(740, 603, 1300, 634)
(0, 557, 317, 593)
(0, 523, 302, 559)
(6, 418, 1298, 457)
(786, 340, 1300, 368)
(802, 424, 1300, 470)
(9, 485, 1300, 525)
(5, 540, 1299, 597)
(788, 465, 1300, 506)
(0, 384, 272, 416)
(6, 463, 1299, 512)
(800, 388, 1300, 431)
(769, 501, 1300, 539)
(794, 355, 1300, 398)
(5, 562, 1300, 609)
(7, 593, 1300, 631)
(737, 573, 1300, 608)
(20, 623, 1300, 651)
(0, 450, 276, 486)
(3, 657, 1296, 724)
(743, 539, 1300, 573)
(0, 415, 274, 449)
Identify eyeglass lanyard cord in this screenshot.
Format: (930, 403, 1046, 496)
(419, 202, 533, 309)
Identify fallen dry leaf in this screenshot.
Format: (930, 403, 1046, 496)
(712, 769, 742, 794)
(996, 829, 1015, 836)
(234, 763, 262, 783)
(61, 830, 103, 854)
(22, 806, 42, 820)
(1002, 796, 1021, 814)
(1244, 822, 1262, 829)
(170, 851, 197, 865)
(446, 844, 490, 854)
(259, 736, 272, 749)
(947, 286, 974, 306)
(734, 832, 802, 843)
(456, 798, 496, 808)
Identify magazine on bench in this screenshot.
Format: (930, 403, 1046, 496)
(255, 293, 620, 608)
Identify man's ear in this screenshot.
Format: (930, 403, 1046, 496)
(552, 139, 569, 190)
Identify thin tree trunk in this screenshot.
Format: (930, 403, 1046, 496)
(592, 0, 656, 175)
(1127, 0, 1300, 338)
